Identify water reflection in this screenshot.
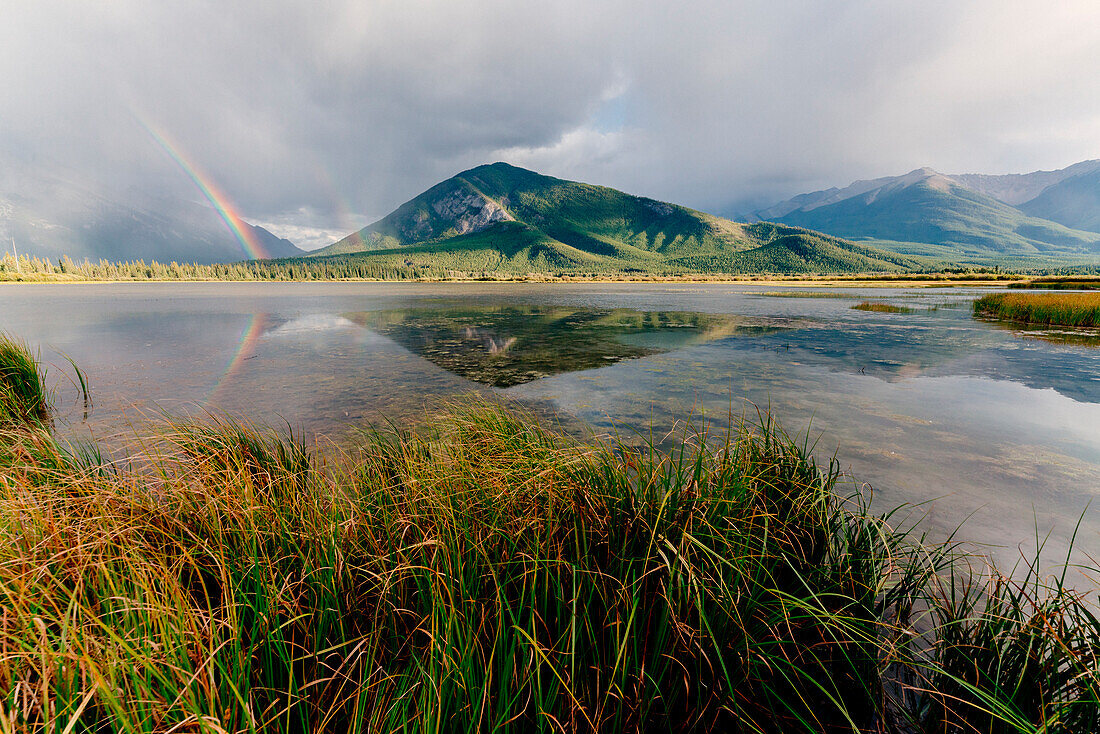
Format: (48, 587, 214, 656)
(207, 313, 269, 406)
(2, 282, 1097, 574)
(349, 307, 784, 387)
(984, 320, 1100, 348)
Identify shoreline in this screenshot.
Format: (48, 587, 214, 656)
(0, 274, 1024, 287)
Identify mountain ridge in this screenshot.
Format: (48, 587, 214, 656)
(951, 160, 1100, 206)
(307, 162, 927, 275)
(752, 161, 1100, 262)
(1018, 167, 1100, 233)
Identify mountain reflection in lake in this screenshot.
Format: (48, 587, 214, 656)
(349, 307, 782, 387)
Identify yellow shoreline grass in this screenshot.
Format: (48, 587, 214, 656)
(974, 291, 1100, 327)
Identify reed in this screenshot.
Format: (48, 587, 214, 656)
(760, 291, 862, 299)
(851, 302, 913, 314)
(1008, 277, 1100, 291)
(1, 341, 1097, 733)
(974, 292, 1100, 327)
(0, 333, 50, 428)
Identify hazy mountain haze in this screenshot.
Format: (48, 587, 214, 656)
(0, 171, 303, 264)
(1018, 167, 1100, 233)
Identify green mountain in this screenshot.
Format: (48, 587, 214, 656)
(309, 163, 925, 275)
(1018, 168, 1100, 234)
(757, 165, 1100, 265)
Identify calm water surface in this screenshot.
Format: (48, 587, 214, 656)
(2, 282, 1098, 570)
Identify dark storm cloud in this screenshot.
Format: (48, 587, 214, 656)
(2, 0, 1098, 242)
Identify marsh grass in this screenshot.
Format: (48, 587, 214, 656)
(1008, 278, 1100, 291)
(974, 292, 1100, 327)
(921, 560, 1100, 733)
(758, 291, 863, 299)
(0, 333, 50, 428)
(851, 302, 914, 314)
(1, 342, 1097, 733)
(924, 301, 965, 312)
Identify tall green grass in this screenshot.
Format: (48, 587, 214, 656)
(0, 333, 50, 428)
(974, 292, 1100, 327)
(0, 341, 1097, 732)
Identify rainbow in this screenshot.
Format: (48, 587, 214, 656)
(311, 161, 369, 249)
(136, 117, 269, 260)
(207, 313, 268, 407)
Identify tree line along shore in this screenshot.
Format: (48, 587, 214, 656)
(0, 251, 1052, 284)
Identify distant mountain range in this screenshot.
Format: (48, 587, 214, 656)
(0, 169, 302, 264)
(750, 160, 1100, 263)
(306, 162, 925, 275)
(10, 155, 1098, 273)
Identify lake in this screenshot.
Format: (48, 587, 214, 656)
(3, 281, 1098, 571)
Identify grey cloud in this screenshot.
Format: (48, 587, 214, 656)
(2, 0, 1098, 239)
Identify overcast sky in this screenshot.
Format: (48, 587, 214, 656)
(3, 0, 1099, 248)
